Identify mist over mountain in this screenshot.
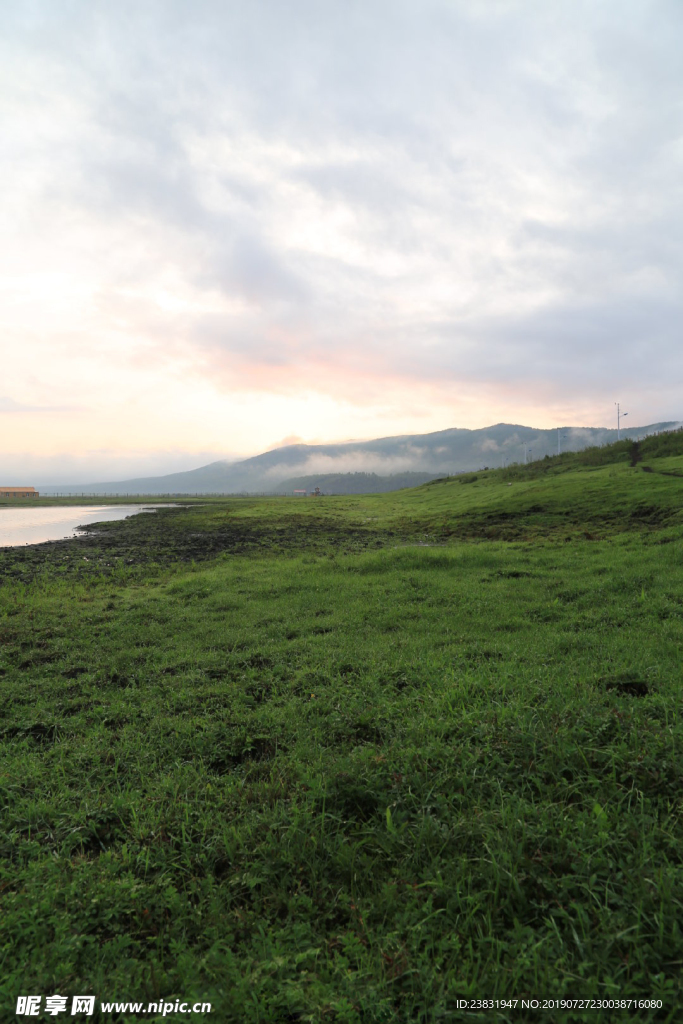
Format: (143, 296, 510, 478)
(37, 421, 680, 496)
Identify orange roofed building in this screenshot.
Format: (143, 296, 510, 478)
(0, 486, 39, 498)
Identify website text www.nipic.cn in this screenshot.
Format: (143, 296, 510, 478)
(16, 995, 211, 1016)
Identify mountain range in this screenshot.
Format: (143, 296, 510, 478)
(38, 421, 680, 495)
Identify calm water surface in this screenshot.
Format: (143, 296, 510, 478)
(0, 505, 166, 547)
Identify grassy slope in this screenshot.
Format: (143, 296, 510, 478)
(1, 437, 683, 1022)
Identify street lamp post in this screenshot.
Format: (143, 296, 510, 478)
(616, 403, 628, 440)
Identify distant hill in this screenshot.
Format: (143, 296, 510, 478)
(37, 421, 680, 495)
(276, 471, 438, 494)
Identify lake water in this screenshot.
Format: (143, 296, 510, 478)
(0, 505, 166, 548)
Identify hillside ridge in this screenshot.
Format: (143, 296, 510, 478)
(36, 420, 680, 495)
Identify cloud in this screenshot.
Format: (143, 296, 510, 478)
(1, 0, 682, 468)
(0, 396, 38, 412)
(0, 396, 79, 413)
(0, 447, 233, 486)
(263, 450, 435, 479)
(270, 435, 306, 449)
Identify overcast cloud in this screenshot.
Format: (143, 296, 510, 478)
(1, 0, 682, 478)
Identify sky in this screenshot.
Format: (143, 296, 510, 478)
(2, 0, 682, 483)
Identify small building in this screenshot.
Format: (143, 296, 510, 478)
(293, 489, 307, 496)
(0, 486, 39, 498)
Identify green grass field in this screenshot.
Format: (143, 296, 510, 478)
(2, 435, 683, 1022)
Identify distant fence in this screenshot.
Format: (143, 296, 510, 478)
(38, 492, 311, 499)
